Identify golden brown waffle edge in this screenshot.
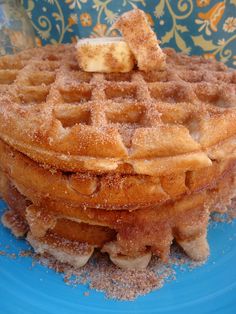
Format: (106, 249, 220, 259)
(0, 45, 236, 175)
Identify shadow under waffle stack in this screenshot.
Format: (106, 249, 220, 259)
(0, 44, 236, 269)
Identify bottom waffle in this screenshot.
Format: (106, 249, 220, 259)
(1, 167, 236, 269)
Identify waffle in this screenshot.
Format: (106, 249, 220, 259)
(1, 163, 236, 269)
(0, 45, 236, 175)
(0, 139, 235, 210)
(1, 27, 236, 274)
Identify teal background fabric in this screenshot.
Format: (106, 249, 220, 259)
(21, 1, 236, 68)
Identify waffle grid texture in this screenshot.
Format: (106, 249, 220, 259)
(0, 44, 235, 175)
(0, 44, 236, 269)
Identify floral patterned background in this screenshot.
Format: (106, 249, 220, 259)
(21, 0, 236, 67)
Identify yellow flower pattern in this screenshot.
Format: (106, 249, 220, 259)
(65, 0, 88, 10)
(91, 23, 108, 37)
(21, 0, 236, 68)
(197, 2, 225, 33)
(68, 14, 78, 26)
(203, 52, 216, 60)
(91, 23, 118, 37)
(196, 0, 211, 8)
(80, 13, 92, 27)
(223, 17, 236, 33)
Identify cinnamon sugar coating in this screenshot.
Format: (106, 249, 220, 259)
(0, 45, 235, 175)
(1, 163, 236, 267)
(0, 42, 236, 275)
(113, 9, 166, 71)
(0, 139, 234, 210)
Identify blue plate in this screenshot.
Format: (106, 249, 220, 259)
(0, 199, 235, 314)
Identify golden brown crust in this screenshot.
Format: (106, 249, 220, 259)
(0, 45, 235, 175)
(1, 40, 236, 271)
(0, 139, 235, 210)
(113, 9, 166, 71)
(1, 166, 236, 262)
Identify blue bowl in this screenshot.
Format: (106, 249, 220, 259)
(0, 199, 236, 313)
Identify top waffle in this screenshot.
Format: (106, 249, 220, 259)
(0, 44, 236, 175)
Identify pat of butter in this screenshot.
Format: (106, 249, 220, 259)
(76, 37, 135, 73)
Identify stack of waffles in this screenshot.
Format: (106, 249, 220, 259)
(0, 39, 236, 269)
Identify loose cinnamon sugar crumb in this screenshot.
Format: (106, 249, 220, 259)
(1, 200, 235, 300)
(19, 250, 33, 257)
(38, 251, 169, 300)
(228, 199, 236, 219)
(0, 250, 17, 259)
(212, 198, 236, 223)
(35, 246, 203, 301)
